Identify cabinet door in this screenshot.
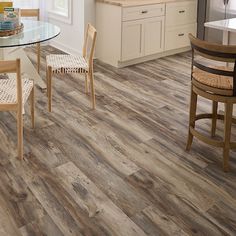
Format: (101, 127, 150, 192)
(122, 20, 144, 61)
(144, 16, 164, 56)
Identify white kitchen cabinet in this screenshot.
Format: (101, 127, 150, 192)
(96, 0, 197, 68)
(165, 0, 197, 51)
(122, 16, 164, 61)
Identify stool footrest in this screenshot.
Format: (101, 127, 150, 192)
(195, 113, 236, 124)
(190, 127, 224, 147)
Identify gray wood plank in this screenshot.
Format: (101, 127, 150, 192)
(0, 46, 235, 235)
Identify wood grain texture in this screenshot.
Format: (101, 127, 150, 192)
(0, 45, 235, 235)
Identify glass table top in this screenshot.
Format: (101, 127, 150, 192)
(0, 19, 60, 48)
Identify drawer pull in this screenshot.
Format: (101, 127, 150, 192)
(178, 33, 185, 37)
(141, 10, 148, 14)
(179, 10, 185, 13)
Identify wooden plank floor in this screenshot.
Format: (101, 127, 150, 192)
(0, 45, 236, 235)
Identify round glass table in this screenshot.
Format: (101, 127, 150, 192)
(0, 19, 60, 89)
(0, 19, 60, 48)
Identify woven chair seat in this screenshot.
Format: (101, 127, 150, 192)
(0, 76, 33, 105)
(46, 55, 89, 74)
(193, 67, 233, 90)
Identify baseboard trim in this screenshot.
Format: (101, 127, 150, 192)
(117, 47, 191, 68)
(49, 40, 82, 56)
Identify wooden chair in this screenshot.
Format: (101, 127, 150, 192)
(46, 23, 97, 112)
(186, 33, 236, 172)
(0, 59, 35, 160)
(21, 9, 41, 73)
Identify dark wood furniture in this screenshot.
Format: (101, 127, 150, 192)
(186, 33, 236, 172)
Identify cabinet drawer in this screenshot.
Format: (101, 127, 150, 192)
(165, 24, 197, 51)
(166, 1, 197, 27)
(122, 4, 165, 22)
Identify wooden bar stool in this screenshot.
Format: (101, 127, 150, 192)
(186, 34, 236, 172)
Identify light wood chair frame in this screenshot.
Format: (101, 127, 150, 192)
(21, 9, 41, 73)
(186, 34, 236, 172)
(46, 23, 97, 112)
(0, 59, 35, 160)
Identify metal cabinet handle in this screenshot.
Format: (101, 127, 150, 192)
(178, 33, 185, 37)
(141, 10, 148, 14)
(179, 10, 185, 13)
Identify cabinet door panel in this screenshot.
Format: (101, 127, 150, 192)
(165, 23, 197, 51)
(144, 16, 164, 56)
(122, 4, 165, 21)
(166, 1, 197, 27)
(122, 20, 143, 61)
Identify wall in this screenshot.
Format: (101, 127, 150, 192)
(48, 0, 96, 56)
(13, 0, 39, 8)
(84, 0, 96, 28)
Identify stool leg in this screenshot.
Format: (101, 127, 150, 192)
(211, 101, 218, 137)
(223, 102, 233, 172)
(186, 86, 198, 151)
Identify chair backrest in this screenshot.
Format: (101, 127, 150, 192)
(0, 59, 22, 110)
(83, 23, 97, 70)
(189, 33, 236, 95)
(21, 9, 40, 20)
(21, 9, 41, 73)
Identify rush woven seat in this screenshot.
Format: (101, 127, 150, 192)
(46, 54, 89, 74)
(193, 67, 233, 91)
(186, 34, 236, 172)
(0, 77, 33, 104)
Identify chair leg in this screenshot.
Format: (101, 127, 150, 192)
(223, 102, 233, 172)
(211, 101, 218, 137)
(17, 110, 23, 160)
(186, 86, 198, 151)
(30, 86, 35, 129)
(48, 67, 53, 112)
(46, 66, 49, 98)
(89, 71, 96, 110)
(85, 73, 89, 95)
(37, 43, 40, 74)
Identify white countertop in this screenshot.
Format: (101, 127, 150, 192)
(204, 18, 236, 33)
(96, 0, 195, 7)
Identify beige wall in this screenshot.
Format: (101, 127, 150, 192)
(48, 0, 96, 56)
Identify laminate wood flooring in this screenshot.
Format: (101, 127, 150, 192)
(0, 45, 236, 235)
